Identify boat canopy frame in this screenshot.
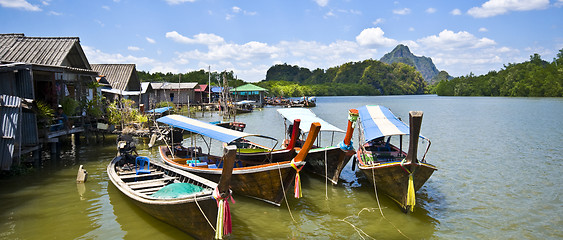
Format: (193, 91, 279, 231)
(277, 108, 344, 146)
(156, 114, 279, 155)
(357, 105, 431, 162)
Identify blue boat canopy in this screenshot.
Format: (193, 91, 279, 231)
(358, 105, 425, 142)
(146, 106, 173, 114)
(277, 108, 344, 133)
(157, 115, 274, 143)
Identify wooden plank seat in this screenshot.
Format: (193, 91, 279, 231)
(127, 176, 177, 186)
(129, 181, 167, 190)
(119, 171, 163, 180)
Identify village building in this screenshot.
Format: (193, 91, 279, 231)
(90, 64, 142, 105)
(230, 83, 268, 106)
(194, 84, 209, 104)
(0, 33, 97, 170)
(149, 82, 198, 105)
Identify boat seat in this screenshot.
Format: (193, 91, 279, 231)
(136, 156, 151, 175)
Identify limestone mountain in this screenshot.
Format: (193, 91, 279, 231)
(380, 44, 440, 83)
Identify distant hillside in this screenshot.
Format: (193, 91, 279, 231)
(380, 44, 440, 83)
(262, 59, 427, 96)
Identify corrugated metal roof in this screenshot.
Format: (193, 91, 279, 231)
(230, 83, 267, 92)
(91, 64, 140, 91)
(0, 34, 91, 69)
(150, 82, 197, 90)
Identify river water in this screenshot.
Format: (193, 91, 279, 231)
(1, 95, 561, 239)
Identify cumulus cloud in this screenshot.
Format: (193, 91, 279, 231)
(426, 8, 437, 13)
(0, 0, 41, 11)
(417, 29, 496, 50)
(166, 31, 225, 45)
(393, 8, 411, 15)
(314, 0, 328, 7)
(467, 0, 549, 18)
(479, 27, 488, 32)
(355, 27, 397, 48)
(164, 0, 196, 5)
(450, 8, 462, 15)
(146, 37, 156, 44)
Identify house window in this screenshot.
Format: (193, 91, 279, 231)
(170, 93, 174, 102)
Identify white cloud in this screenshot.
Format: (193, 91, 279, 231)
(467, 0, 549, 18)
(479, 27, 488, 32)
(417, 29, 496, 51)
(409, 27, 415, 31)
(0, 0, 41, 11)
(102, 5, 110, 10)
(128, 46, 142, 51)
(372, 18, 384, 25)
(556, 0, 563, 7)
(393, 8, 411, 15)
(450, 8, 462, 15)
(166, 31, 225, 45)
(426, 8, 437, 13)
(314, 0, 328, 7)
(227, 6, 257, 19)
(47, 10, 61, 16)
(146, 37, 156, 44)
(164, 0, 196, 5)
(355, 27, 397, 48)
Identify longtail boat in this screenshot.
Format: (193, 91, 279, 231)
(107, 136, 237, 239)
(355, 105, 437, 212)
(156, 114, 321, 206)
(277, 108, 358, 184)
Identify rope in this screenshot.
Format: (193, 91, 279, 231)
(277, 163, 297, 223)
(193, 195, 215, 232)
(212, 188, 234, 239)
(371, 168, 411, 240)
(325, 149, 328, 200)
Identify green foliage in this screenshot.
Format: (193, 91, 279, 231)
(36, 100, 54, 125)
(85, 95, 105, 118)
(435, 50, 563, 97)
(156, 101, 175, 108)
(137, 69, 244, 86)
(262, 59, 426, 96)
(106, 99, 145, 126)
(61, 97, 80, 116)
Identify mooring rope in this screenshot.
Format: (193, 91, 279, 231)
(371, 168, 411, 240)
(194, 194, 216, 232)
(277, 163, 297, 223)
(325, 149, 328, 200)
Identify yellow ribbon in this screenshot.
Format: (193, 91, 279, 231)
(290, 160, 304, 198)
(400, 160, 416, 212)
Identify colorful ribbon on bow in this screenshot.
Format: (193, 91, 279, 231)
(400, 159, 416, 212)
(212, 187, 235, 239)
(290, 160, 304, 198)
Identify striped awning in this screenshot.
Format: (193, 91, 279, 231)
(277, 108, 344, 133)
(157, 115, 274, 143)
(358, 105, 411, 142)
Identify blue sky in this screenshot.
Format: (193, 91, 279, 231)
(1, 0, 562, 82)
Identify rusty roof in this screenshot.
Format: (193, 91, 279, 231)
(0, 33, 91, 69)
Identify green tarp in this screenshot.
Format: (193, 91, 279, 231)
(151, 183, 205, 199)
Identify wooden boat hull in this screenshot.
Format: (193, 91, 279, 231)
(302, 146, 354, 184)
(160, 146, 302, 206)
(357, 151, 437, 212)
(107, 154, 219, 239)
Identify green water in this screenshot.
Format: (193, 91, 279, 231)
(1, 95, 562, 239)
